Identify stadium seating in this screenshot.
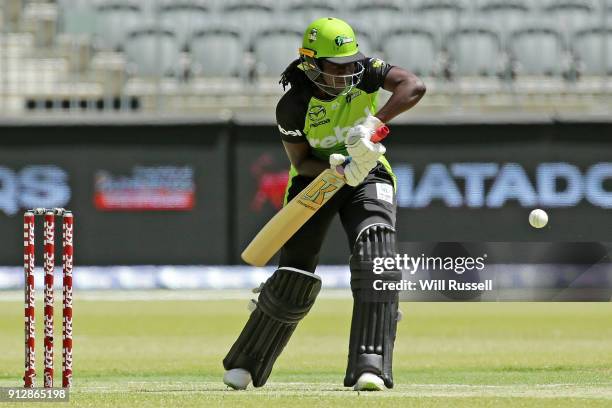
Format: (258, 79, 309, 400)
(221, 1, 275, 39)
(123, 27, 181, 77)
(477, 1, 531, 45)
(413, 0, 466, 38)
(251, 27, 303, 79)
(95, 1, 142, 51)
(159, 2, 210, 50)
(544, 0, 598, 41)
(190, 27, 244, 78)
(283, 1, 340, 27)
(445, 26, 504, 78)
(572, 26, 612, 76)
(381, 26, 440, 78)
(348, 1, 404, 46)
(509, 26, 569, 77)
(1, 0, 611, 113)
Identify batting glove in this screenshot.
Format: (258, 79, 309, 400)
(346, 115, 386, 164)
(329, 153, 376, 187)
(346, 126, 386, 164)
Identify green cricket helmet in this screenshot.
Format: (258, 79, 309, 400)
(299, 17, 365, 96)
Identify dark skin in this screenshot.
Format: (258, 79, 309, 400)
(283, 61, 426, 178)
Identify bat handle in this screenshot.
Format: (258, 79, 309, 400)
(371, 125, 390, 143)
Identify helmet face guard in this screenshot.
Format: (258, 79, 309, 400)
(300, 48, 364, 97)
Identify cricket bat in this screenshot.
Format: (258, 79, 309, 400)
(241, 126, 389, 266)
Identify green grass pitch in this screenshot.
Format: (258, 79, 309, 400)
(0, 292, 611, 407)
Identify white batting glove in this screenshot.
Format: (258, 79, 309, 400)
(329, 153, 347, 174)
(329, 154, 376, 187)
(362, 115, 384, 131)
(346, 126, 386, 164)
(346, 115, 386, 164)
(345, 115, 383, 144)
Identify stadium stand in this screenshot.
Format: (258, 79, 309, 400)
(190, 27, 244, 79)
(124, 27, 181, 77)
(573, 26, 612, 76)
(283, 1, 340, 27)
(381, 25, 441, 79)
(348, 1, 404, 46)
(252, 26, 303, 83)
(544, 0, 598, 42)
(221, 1, 275, 39)
(477, 1, 531, 45)
(413, 0, 466, 38)
(95, 1, 141, 51)
(0, 0, 610, 114)
(445, 26, 504, 78)
(509, 25, 570, 77)
(159, 2, 210, 50)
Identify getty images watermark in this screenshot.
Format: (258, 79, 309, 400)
(372, 254, 493, 292)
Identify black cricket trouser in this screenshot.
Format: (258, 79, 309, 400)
(278, 163, 397, 273)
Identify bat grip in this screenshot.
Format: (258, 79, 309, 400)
(371, 125, 390, 143)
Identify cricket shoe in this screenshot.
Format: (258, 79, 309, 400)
(354, 372, 385, 391)
(223, 368, 252, 390)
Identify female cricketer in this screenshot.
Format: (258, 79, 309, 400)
(223, 17, 426, 391)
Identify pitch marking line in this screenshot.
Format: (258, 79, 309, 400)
(66, 382, 612, 399)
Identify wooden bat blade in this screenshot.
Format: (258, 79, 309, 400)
(241, 125, 390, 266)
(241, 169, 345, 266)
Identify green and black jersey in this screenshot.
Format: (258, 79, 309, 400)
(276, 57, 396, 190)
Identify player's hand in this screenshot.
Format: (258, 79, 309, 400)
(345, 115, 383, 143)
(346, 115, 386, 164)
(329, 154, 376, 187)
(346, 126, 386, 164)
(362, 115, 384, 132)
(329, 153, 347, 175)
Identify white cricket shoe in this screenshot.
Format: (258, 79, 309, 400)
(354, 372, 385, 391)
(223, 368, 252, 390)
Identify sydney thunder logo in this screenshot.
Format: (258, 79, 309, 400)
(334, 35, 354, 47)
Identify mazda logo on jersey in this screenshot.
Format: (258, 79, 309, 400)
(308, 105, 326, 122)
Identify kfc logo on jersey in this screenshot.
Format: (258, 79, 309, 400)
(278, 124, 302, 137)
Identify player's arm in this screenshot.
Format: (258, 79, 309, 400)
(277, 89, 329, 178)
(375, 66, 426, 123)
(282, 140, 328, 178)
(347, 60, 426, 158)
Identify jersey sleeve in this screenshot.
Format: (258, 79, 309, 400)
(275, 89, 308, 144)
(359, 57, 394, 94)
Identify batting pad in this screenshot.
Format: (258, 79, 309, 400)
(223, 267, 321, 387)
(345, 224, 401, 388)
